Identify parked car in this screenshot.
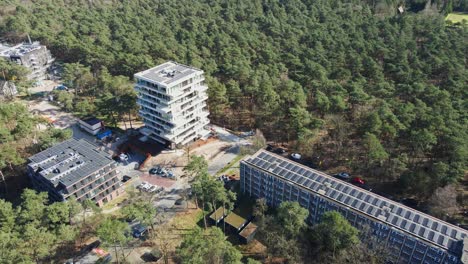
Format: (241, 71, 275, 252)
(274, 148, 287, 154)
(132, 224, 147, 238)
(119, 153, 128, 161)
(54, 84, 69, 91)
(175, 198, 184, 205)
(351, 177, 365, 185)
(121, 175, 132, 183)
(291, 153, 302, 160)
(218, 175, 229, 182)
(333, 172, 351, 180)
(149, 166, 160, 175)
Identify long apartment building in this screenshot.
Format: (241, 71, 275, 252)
(27, 138, 123, 207)
(240, 149, 468, 264)
(134, 61, 210, 149)
(0, 41, 54, 80)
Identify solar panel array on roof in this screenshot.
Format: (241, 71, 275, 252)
(243, 149, 468, 250)
(28, 138, 114, 187)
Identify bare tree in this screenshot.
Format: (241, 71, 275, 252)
(428, 185, 459, 220)
(152, 225, 179, 264)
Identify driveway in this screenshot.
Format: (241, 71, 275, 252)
(207, 145, 240, 175)
(207, 124, 243, 143)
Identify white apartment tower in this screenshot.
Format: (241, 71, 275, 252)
(134, 62, 210, 149)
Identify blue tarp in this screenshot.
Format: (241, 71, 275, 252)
(96, 129, 112, 140)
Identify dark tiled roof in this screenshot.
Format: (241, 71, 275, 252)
(243, 149, 468, 251)
(28, 138, 114, 187)
(81, 117, 101, 126)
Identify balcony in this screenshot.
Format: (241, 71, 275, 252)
(136, 86, 171, 102)
(194, 85, 208, 93)
(200, 110, 210, 118)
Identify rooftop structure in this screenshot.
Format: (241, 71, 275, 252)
(209, 207, 227, 223)
(224, 212, 248, 231)
(134, 61, 210, 149)
(78, 117, 103, 135)
(0, 41, 54, 80)
(241, 149, 468, 264)
(27, 138, 123, 206)
(239, 222, 258, 243)
(136, 62, 201, 85)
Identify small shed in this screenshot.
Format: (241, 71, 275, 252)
(79, 117, 103, 135)
(209, 207, 227, 224)
(239, 222, 258, 244)
(224, 212, 247, 232)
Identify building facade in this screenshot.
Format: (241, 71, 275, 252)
(0, 81, 18, 100)
(78, 117, 104, 135)
(134, 61, 210, 149)
(27, 138, 123, 207)
(240, 150, 468, 264)
(0, 41, 54, 80)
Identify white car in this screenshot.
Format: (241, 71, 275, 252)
(291, 153, 302, 160)
(119, 153, 128, 161)
(148, 185, 159, 193)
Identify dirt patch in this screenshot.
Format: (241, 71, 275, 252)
(190, 140, 232, 160)
(238, 239, 267, 260)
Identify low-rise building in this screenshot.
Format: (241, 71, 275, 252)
(240, 149, 468, 264)
(78, 117, 103, 135)
(209, 207, 227, 224)
(224, 212, 248, 232)
(0, 41, 54, 80)
(27, 138, 123, 206)
(239, 222, 258, 244)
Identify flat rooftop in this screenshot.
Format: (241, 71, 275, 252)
(243, 149, 468, 252)
(81, 117, 101, 126)
(239, 222, 258, 239)
(224, 212, 247, 230)
(135, 61, 202, 86)
(209, 207, 226, 222)
(0, 42, 43, 57)
(28, 138, 114, 187)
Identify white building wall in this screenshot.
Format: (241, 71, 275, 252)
(134, 62, 210, 148)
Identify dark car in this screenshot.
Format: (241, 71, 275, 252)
(274, 148, 287, 155)
(149, 166, 161, 175)
(175, 198, 184, 206)
(122, 175, 132, 183)
(351, 177, 365, 185)
(333, 172, 351, 180)
(132, 224, 147, 238)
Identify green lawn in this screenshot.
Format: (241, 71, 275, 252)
(446, 12, 468, 23)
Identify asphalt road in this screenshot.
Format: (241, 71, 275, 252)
(207, 145, 240, 175)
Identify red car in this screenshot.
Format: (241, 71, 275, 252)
(351, 177, 365, 185)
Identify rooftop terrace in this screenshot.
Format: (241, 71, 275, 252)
(135, 61, 202, 86)
(28, 139, 114, 187)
